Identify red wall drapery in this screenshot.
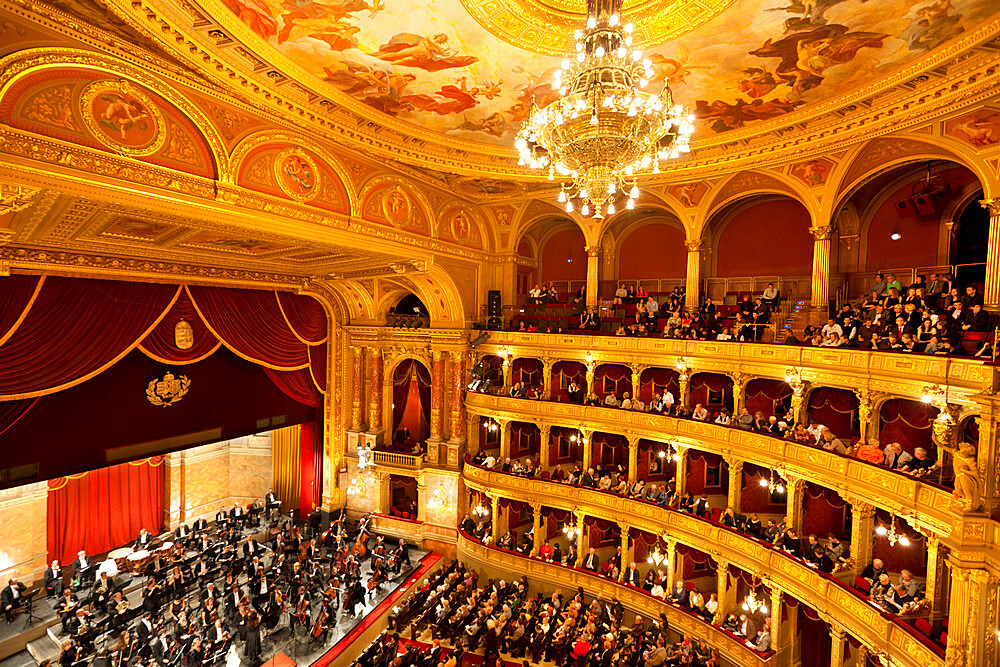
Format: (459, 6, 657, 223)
(744, 379, 792, 418)
(139, 289, 221, 364)
(594, 364, 631, 398)
(511, 423, 540, 458)
(511, 358, 542, 387)
(807, 388, 859, 438)
(551, 361, 586, 402)
(739, 464, 787, 514)
(47, 457, 164, 564)
(391, 360, 431, 446)
(638, 368, 679, 404)
(801, 482, 848, 540)
(690, 373, 733, 411)
(879, 399, 937, 454)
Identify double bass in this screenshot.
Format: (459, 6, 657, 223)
(352, 532, 367, 558)
(310, 606, 329, 639)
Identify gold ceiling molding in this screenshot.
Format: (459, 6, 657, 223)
(459, 0, 735, 56)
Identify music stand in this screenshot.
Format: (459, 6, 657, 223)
(22, 591, 39, 628)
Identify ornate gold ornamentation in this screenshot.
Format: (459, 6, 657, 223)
(79, 80, 166, 157)
(273, 148, 320, 202)
(381, 185, 411, 227)
(23, 84, 78, 132)
(174, 319, 194, 350)
(146, 371, 191, 407)
(0, 184, 41, 215)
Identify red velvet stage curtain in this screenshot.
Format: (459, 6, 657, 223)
(263, 367, 323, 408)
(552, 361, 586, 402)
(139, 288, 220, 364)
(745, 379, 792, 418)
(512, 358, 542, 387)
(511, 423, 539, 458)
(807, 388, 859, 437)
(872, 510, 927, 575)
(188, 285, 314, 369)
(298, 419, 321, 519)
(0, 277, 179, 399)
(391, 360, 431, 445)
(690, 373, 733, 410)
(0, 397, 38, 438)
(276, 292, 327, 345)
(639, 368, 679, 404)
(797, 604, 832, 667)
(47, 457, 165, 564)
(879, 399, 937, 454)
(594, 364, 631, 398)
(0, 275, 42, 342)
(801, 482, 848, 540)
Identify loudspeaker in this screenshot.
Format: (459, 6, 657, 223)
(487, 290, 502, 317)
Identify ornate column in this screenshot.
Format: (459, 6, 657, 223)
(808, 224, 834, 322)
(945, 560, 1000, 667)
(531, 503, 544, 557)
(448, 350, 466, 444)
(619, 525, 632, 581)
(499, 419, 512, 460)
(848, 499, 875, 578)
(770, 588, 785, 653)
(730, 373, 748, 419)
(828, 626, 846, 667)
(416, 477, 427, 522)
(973, 395, 999, 515)
(788, 376, 807, 426)
(492, 496, 508, 544)
(725, 456, 743, 511)
(627, 436, 640, 485)
(675, 446, 688, 498)
(542, 358, 555, 400)
(539, 425, 552, 470)
(580, 429, 593, 471)
(367, 347, 383, 435)
(575, 510, 588, 556)
(665, 538, 679, 590)
(784, 476, 805, 533)
(715, 558, 734, 623)
(377, 472, 391, 514)
(350, 345, 365, 431)
(856, 390, 876, 444)
(981, 198, 1000, 311)
(466, 414, 481, 456)
(925, 533, 948, 621)
(428, 350, 445, 441)
(677, 363, 691, 409)
(630, 365, 643, 402)
(585, 244, 601, 308)
(684, 240, 702, 311)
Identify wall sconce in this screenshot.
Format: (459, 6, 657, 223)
(783, 367, 802, 385)
(499, 346, 510, 365)
(427, 485, 449, 511)
(585, 351, 594, 366)
(347, 475, 368, 497)
(648, 543, 666, 566)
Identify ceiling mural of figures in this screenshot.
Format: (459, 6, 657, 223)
(220, 0, 997, 142)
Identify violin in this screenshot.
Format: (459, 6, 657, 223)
(310, 607, 329, 638)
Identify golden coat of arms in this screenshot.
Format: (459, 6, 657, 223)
(146, 371, 191, 407)
(174, 319, 194, 350)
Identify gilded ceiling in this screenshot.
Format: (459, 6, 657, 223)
(216, 0, 998, 143)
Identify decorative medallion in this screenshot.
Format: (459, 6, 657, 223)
(451, 211, 470, 241)
(146, 371, 191, 407)
(273, 149, 319, 201)
(174, 319, 194, 350)
(381, 185, 411, 226)
(80, 80, 165, 156)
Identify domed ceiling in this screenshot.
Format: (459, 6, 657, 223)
(220, 0, 994, 144)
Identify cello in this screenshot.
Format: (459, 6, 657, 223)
(310, 606, 329, 640)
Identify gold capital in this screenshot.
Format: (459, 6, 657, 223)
(980, 198, 1000, 217)
(809, 224, 835, 241)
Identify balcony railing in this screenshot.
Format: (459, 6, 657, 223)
(372, 450, 424, 468)
(465, 392, 963, 540)
(462, 462, 945, 667)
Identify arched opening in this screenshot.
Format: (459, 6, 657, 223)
(604, 210, 687, 298)
(388, 292, 429, 328)
(744, 378, 793, 420)
(593, 363, 632, 400)
(878, 399, 939, 456)
(389, 359, 431, 452)
(551, 361, 587, 402)
(951, 197, 990, 285)
(689, 372, 734, 413)
(806, 388, 860, 442)
(388, 474, 418, 519)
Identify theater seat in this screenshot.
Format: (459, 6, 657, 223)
(915, 618, 932, 637)
(939, 631, 948, 647)
(853, 576, 871, 594)
(710, 508, 722, 523)
(541, 471, 550, 479)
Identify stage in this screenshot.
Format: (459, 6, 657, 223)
(0, 524, 437, 667)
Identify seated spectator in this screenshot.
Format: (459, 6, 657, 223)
(825, 534, 847, 563)
(853, 437, 884, 464)
(963, 303, 990, 332)
(899, 447, 935, 474)
(527, 284, 543, 304)
(620, 393, 633, 410)
(714, 409, 730, 425)
(883, 442, 912, 470)
(692, 404, 709, 421)
(752, 411, 769, 432)
(861, 558, 886, 585)
(819, 428, 847, 454)
(567, 380, 583, 403)
(899, 570, 921, 598)
(615, 325, 626, 336)
(870, 272, 888, 298)
(611, 283, 628, 307)
(604, 393, 621, 408)
(882, 584, 914, 614)
(584, 392, 600, 406)
(734, 407, 754, 430)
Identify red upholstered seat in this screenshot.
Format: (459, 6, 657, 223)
(710, 508, 723, 523)
(915, 618, 932, 637)
(541, 471, 550, 479)
(939, 632, 947, 646)
(685, 582, 697, 591)
(853, 576, 871, 594)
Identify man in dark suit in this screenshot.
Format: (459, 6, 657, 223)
(136, 612, 155, 643)
(174, 523, 191, 541)
(44, 560, 65, 598)
(265, 489, 280, 515)
(738, 614, 757, 639)
(582, 548, 601, 572)
(963, 303, 990, 332)
(2, 577, 26, 622)
(71, 550, 91, 579)
(623, 562, 641, 587)
(192, 516, 209, 532)
(579, 467, 596, 488)
(133, 528, 153, 550)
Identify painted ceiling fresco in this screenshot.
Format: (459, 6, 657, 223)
(221, 0, 997, 143)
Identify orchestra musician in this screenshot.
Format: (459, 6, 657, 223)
(55, 587, 80, 631)
(45, 560, 66, 598)
(133, 528, 153, 550)
(174, 523, 192, 542)
(2, 577, 26, 623)
(204, 617, 229, 655)
(192, 516, 209, 532)
(92, 571, 113, 615)
(109, 591, 129, 631)
(264, 489, 280, 516)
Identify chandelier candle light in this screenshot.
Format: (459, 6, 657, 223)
(515, 0, 694, 218)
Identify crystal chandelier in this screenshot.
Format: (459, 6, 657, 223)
(562, 519, 581, 540)
(742, 581, 769, 615)
(758, 467, 786, 495)
(515, 0, 693, 218)
(657, 440, 680, 463)
(876, 515, 911, 547)
(647, 543, 666, 566)
(473, 496, 491, 518)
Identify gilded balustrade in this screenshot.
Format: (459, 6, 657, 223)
(477, 332, 991, 407)
(458, 531, 773, 667)
(462, 463, 945, 667)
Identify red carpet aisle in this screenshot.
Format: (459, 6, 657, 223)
(311, 552, 443, 667)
